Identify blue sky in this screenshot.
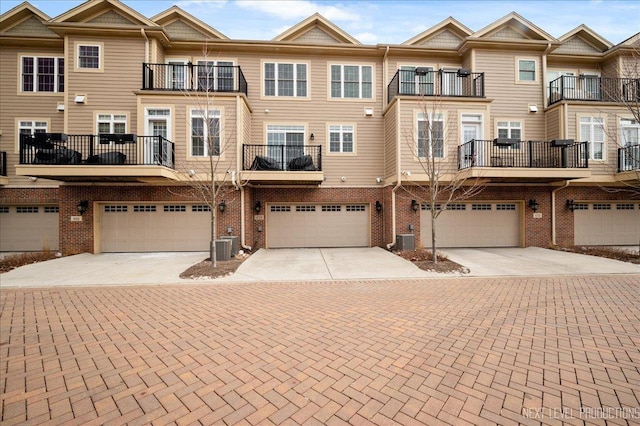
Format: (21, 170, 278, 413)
(2, 0, 639, 45)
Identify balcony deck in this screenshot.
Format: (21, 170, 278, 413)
(548, 76, 640, 105)
(388, 69, 484, 103)
(241, 144, 323, 184)
(142, 63, 248, 95)
(16, 133, 178, 183)
(617, 144, 640, 182)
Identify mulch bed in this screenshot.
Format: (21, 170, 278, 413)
(180, 255, 248, 279)
(0, 251, 59, 273)
(396, 249, 468, 274)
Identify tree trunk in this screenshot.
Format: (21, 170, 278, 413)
(210, 168, 217, 268)
(431, 209, 438, 264)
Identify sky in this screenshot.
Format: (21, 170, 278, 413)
(1, 0, 639, 45)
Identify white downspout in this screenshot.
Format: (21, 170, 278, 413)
(386, 98, 402, 250)
(239, 185, 251, 252)
(141, 28, 149, 63)
(551, 180, 570, 246)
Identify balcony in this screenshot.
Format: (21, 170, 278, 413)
(388, 68, 484, 103)
(457, 139, 591, 182)
(548, 76, 640, 105)
(241, 144, 323, 184)
(16, 133, 179, 183)
(0, 151, 7, 185)
(617, 144, 640, 182)
(142, 63, 247, 95)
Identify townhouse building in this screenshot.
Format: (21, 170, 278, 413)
(0, 0, 638, 255)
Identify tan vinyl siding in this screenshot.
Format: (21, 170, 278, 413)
(5, 16, 57, 37)
(383, 100, 398, 179)
(66, 36, 144, 134)
(601, 57, 618, 79)
(295, 28, 342, 44)
(545, 107, 561, 140)
(0, 45, 64, 183)
(476, 50, 545, 140)
(420, 30, 463, 49)
(88, 10, 137, 25)
(554, 37, 602, 55)
(620, 54, 639, 78)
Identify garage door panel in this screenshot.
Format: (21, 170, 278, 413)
(575, 203, 640, 245)
(267, 204, 369, 248)
(421, 203, 519, 248)
(0, 205, 59, 251)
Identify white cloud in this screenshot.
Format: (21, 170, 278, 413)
(354, 32, 378, 44)
(236, 0, 361, 22)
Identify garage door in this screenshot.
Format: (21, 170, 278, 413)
(421, 202, 520, 248)
(0, 205, 59, 251)
(574, 202, 640, 245)
(100, 203, 211, 252)
(267, 203, 370, 248)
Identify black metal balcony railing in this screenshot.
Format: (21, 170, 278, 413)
(142, 63, 248, 95)
(549, 76, 640, 105)
(388, 69, 484, 103)
(0, 151, 6, 176)
(618, 144, 640, 172)
(242, 144, 322, 172)
(19, 133, 175, 168)
(458, 139, 589, 170)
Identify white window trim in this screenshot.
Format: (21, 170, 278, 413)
(416, 112, 445, 159)
(194, 59, 236, 92)
(578, 115, 606, 161)
(262, 61, 309, 98)
(516, 57, 538, 84)
(399, 64, 436, 96)
(327, 124, 356, 156)
(144, 107, 173, 140)
(75, 42, 103, 72)
(329, 63, 375, 100)
(495, 119, 524, 150)
(16, 118, 49, 153)
(96, 113, 128, 135)
(19, 55, 64, 94)
(165, 58, 189, 90)
(619, 117, 640, 147)
(189, 108, 222, 159)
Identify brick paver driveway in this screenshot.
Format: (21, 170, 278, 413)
(1, 276, 639, 425)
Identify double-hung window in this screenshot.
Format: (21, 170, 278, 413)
(77, 44, 100, 70)
(517, 59, 536, 82)
(21, 56, 64, 93)
(197, 60, 235, 92)
(97, 114, 127, 134)
(417, 113, 444, 158)
(580, 116, 605, 160)
(497, 121, 522, 149)
(329, 125, 354, 153)
(330, 65, 372, 99)
(264, 63, 307, 97)
(191, 110, 220, 156)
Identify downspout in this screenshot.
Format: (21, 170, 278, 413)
(141, 28, 149, 64)
(551, 180, 570, 246)
(239, 185, 252, 252)
(236, 97, 251, 252)
(542, 43, 552, 107)
(383, 45, 390, 108)
(387, 98, 402, 250)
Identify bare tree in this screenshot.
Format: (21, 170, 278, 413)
(400, 91, 485, 263)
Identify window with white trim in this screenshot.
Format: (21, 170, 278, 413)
(580, 116, 605, 160)
(497, 121, 522, 149)
(620, 118, 639, 147)
(19, 120, 48, 136)
(97, 114, 127, 134)
(264, 62, 307, 97)
(329, 125, 354, 153)
(400, 66, 434, 95)
(21, 56, 64, 92)
(197, 60, 234, 91)
(330, 65, 372, 99)
(518, 59, 536, 82)
(417, 113, 444, 158)
(266, 125, 305, 167)
(78, 44, 100, 69)
(191, 109, 220, 156)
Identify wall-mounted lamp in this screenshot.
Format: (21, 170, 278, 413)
(254, 200, 262, 213)
(309, 133, 314, 141)
(411, 199, 419, 212)
(566, 199, 576, 212)
(218, 200, 226, 213)
(375, 200, 382, 213)
(77, 200, 89, 215)
(528, 199, 539, 212)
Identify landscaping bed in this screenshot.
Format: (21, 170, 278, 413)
(180, 253, 250, 279)
(396, 249, 468, 274)
(0, 251, 59, 273)
(556, 246, 640, 264)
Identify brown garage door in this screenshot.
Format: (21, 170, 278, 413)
(100, 203, 211, 252)
(0, 205, 59, 251)
(267, 204, 370, 248)
(574, 202, 640, 245)
(420, 202, 520, 248)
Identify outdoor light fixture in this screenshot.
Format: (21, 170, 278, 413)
(309, 133, 314, 141)
(254, 201, 262, 213)
(375, 200, 382, 213)
(411, 199, 419, 212)
(528, 199, 539, 212)
(566, 199, 576, 212)
(77, 200, 89, 215)
(218, 200, 226, 213)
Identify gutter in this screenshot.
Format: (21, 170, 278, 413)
(551, 180, 570, 246)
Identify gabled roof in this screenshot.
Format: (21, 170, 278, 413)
(0, 2, 56, 36)
(615, 32, 640, 48)
(51, 0, 156, 26)
(273, 13, 360, 45)
(403, 17, 472, 47)
(557, 25, 612, 52)
(152, 6, 228, 40)
(471, 12, 555, 42)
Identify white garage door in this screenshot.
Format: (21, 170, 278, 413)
(100, 203, 211, 252)
(267, 203, 370, 248)
(574, 202, 640, 245)
(421, 202, 520, 248)
(0, 205, 59, 251)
